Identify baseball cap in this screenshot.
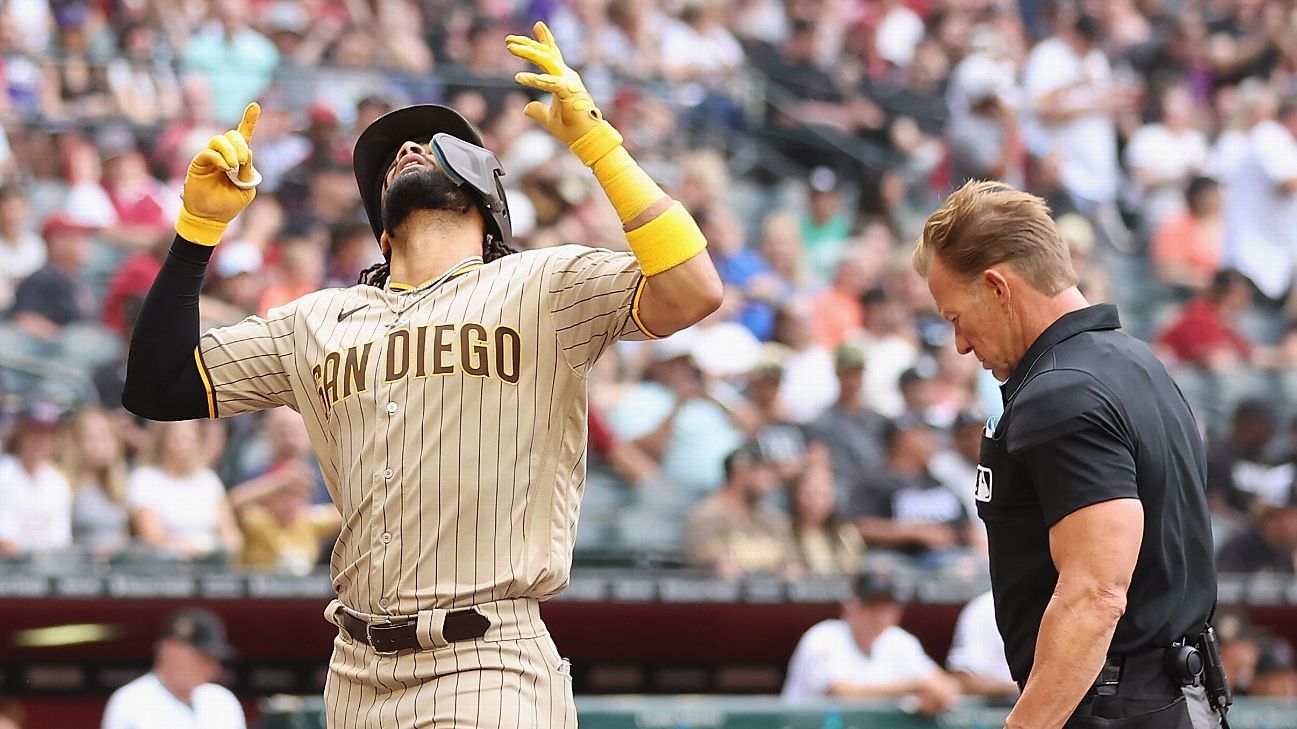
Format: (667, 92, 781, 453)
(723, 440, 770, 477)
(94, 125, 138, 161)
(953, 54, 1014, 106)
(851, 571, 901, 603)
(41, 215, 94, 241)
(158, 608, 236, 661)
(750, 343, 789, 380)
(18, 401, 64, 430)
(898, 360, 936, 388)
(835, 343, 866, 371)
(882, 413, 932, 448)
(213, 241, 264, 279)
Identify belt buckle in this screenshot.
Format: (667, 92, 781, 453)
(366, 620, 404, 656)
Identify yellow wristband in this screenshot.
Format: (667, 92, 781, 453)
(591, 146, 667, 226)
(569, 121, 623, 167)
(175, 207, 228, 247)
(625, 201, 707, 276)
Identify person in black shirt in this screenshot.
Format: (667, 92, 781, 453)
(913, 180, 1220, 728)
(1216, 504, 1297, 574)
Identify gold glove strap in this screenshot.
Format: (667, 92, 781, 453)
(175, 207, 228, 247)
(625, 202, 707, 276)
(591, 146, 667, 226)
(569, 121, 624, 167)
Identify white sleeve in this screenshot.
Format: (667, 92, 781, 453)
(1257, 126, 1297, 184)
(781, 623, 837, 701)
(893, 630, 939, 680)
(126, 468, 156, 510)
(1023, 45, 1070, 102)
(946, 599, 982, 674)
(100, 690, 129, 729)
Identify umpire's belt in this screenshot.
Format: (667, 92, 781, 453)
(326, 599, 498, 655)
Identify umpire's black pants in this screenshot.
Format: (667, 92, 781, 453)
(1064, 673, 1221, 728)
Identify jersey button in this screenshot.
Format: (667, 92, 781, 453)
(379, 598, 388, 608)
(386, 402, 398, 413)
(383, 468, 393, 479)
(381, 532, 392, 544)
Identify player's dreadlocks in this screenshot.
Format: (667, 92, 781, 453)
(357, 235, 516, 287)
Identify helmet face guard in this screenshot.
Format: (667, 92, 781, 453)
(353, 104, 513, 250)
(430, 133, 511, 247)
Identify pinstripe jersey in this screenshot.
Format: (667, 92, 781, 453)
(195, 245, 655, 616)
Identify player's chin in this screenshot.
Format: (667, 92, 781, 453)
(380, 168, 474, 231)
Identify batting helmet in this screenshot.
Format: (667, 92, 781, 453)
(353, 104, 512, 249)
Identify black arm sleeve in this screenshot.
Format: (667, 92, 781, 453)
(121, 236, 214, 421)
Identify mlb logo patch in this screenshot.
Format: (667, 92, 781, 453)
(975, 465, 993, 503)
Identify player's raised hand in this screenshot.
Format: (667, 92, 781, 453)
(176, 102, 262, 246)
(506, 22, 604, 147)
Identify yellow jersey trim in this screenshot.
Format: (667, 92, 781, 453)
(629, 277, 663, 340)
(194, 346, 216, 419)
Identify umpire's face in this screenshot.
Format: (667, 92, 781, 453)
(927, 254, 1019, 381)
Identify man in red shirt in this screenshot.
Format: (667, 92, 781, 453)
(1154, 269, 1254, 371)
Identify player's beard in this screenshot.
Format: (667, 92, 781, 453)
(380, 166, 475, 236)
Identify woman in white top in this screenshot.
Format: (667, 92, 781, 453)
(60, 406, 130, 556)
(128, 420, 241, 560)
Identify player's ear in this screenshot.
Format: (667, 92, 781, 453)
(379, 231, 392, 258)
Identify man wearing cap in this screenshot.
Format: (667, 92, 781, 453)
(782, 572, 957, 714)
(101, 608, 244, 729)
(915, 180, 1221, 728)
(11, 216, 96, 340)
(805, 343, 888, 508)
(846, 414, 974, 566)
(123, 20, 721, 726)
(683, 441, 802, 579)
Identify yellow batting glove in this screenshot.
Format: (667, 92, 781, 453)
(176, 103, 261, 246)
(507, 22, 622, 166)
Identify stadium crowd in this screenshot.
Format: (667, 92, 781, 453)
(0, 0, 1292, 714)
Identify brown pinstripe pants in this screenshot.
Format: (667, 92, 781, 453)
(323, 598, 577, 728)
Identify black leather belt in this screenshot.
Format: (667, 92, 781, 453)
(339, 608, 491, 655)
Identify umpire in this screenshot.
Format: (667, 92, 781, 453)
(913, 181, 1226, 729)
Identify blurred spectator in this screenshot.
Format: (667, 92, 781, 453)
(856, 287, 920, 417)
(847, 415, 974, 567)
(258, 228, 326, 314)
(61, 406, 129, 555)
(683, 440, 802, 579)
(1206, 399, 1292, 526)
(758, 211, 813, 296)
(200, 241, 265, 326)
(0, 184, 45, 311)
(0, 403, 71, 557)
(801, 168, 854, 281)
(1022, 8, 1132, 221)
(1056, 212, 1109, 304)
(129, 421, 241, 560)
(228, 408, 325, 504)
(897, 363, 949, 429)
(1151, 176, 1224, 295)
(810, 248, 877, 350)
(1221, 90, 1297, 302)
(946, 590, 1018, 700)
(101, 238, 165, 335)
(1122, 82, 1208, 237)
(788, 443, 863, 575)
(929, 410, 988, 533)
(772, 300, 838, 424)
(182, 0, 279, 125)
(805, 343, 887, 506)
(945, 47, 1022, 187)
(42, 3, 113, 124)
(1216, 504, 1297, 574)
(106, 21, 182, 127)
(607, 334, 744, 500)
(1154, 269, 1257, 372)
(102, 608, 244, 729)
(782, 572, 958, 715)
(660, 0, 745, 140)
(229, 459, 339, 574)
(98, 128, 177, 250)
(11, 216, 96, 340)
(1251, 640, 1297, 698)
(699, 204, 779, 341)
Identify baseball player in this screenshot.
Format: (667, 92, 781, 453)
(122, 21, 722, 728)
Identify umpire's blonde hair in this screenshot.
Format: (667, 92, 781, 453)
(913, 180, 1077, 295)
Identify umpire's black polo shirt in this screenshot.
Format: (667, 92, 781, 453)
(977, 304, 1216, 683)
